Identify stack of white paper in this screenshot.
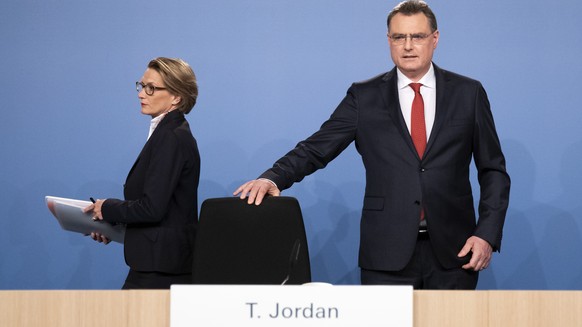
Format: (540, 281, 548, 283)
(45, 196, 125, 243)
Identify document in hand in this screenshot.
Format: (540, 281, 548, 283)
(45, 196, 125, 243)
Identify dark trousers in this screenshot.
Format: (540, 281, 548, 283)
(122, 269, 192, 290)
(360, 233, 478, 289)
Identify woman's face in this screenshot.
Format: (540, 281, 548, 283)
(138, 68, 180, 118)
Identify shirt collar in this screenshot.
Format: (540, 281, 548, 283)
(147, 112, 168, 140)
(396, 63, 436, 90)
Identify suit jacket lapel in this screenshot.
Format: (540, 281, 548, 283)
(125, 111, 181, 181)
(424, 64, 449, 158)
(126, 140, 147, 181)
(380, 68, 421, 160)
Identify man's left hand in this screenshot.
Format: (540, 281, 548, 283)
(458, 236, 492, 271)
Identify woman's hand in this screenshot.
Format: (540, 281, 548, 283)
(83, 199, 110, 244)
(90, 232, 111, 245)
(83, 199, 105, 221)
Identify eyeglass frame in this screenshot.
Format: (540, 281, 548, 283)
(136, 82, 168, 96)
(388, 30, 437, 45)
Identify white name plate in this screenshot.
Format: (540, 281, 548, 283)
(171, 284, 412, 327)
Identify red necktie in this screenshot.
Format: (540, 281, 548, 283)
(410, 83, 426, 159)
(410, 83, 426, 220)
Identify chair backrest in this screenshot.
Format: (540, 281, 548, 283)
(192, 196, 311, 285)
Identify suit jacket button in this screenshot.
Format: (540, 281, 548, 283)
(420, 168, 426, 172)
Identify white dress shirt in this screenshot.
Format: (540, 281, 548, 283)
(147, 112, 167, 140)
(396, 63, 436, 141)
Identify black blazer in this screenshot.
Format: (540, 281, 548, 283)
(261, 64, 510, 271)
(102, 110, 200, 274)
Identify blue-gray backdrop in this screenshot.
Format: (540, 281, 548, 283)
(1, 0, 581, 290)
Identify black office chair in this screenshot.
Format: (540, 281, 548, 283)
(192, 196, 311, 285)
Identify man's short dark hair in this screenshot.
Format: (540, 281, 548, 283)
(387, 0, 438, 32)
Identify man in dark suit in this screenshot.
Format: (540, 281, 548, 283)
(234, 0, 510, 289)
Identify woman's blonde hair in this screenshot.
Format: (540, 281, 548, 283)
(148, 57, 198, 114)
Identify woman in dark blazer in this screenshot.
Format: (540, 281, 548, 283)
(84, 57, 200, 289)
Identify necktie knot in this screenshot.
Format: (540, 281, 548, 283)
(409, 83, 422, 93)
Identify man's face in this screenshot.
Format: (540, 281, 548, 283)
(388, 13, 439, 81)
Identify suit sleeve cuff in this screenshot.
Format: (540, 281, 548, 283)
(257, 178, 278, 189)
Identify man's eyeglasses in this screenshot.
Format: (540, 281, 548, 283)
(136, 82, 168, 96)
(388, 31, 436, 45)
